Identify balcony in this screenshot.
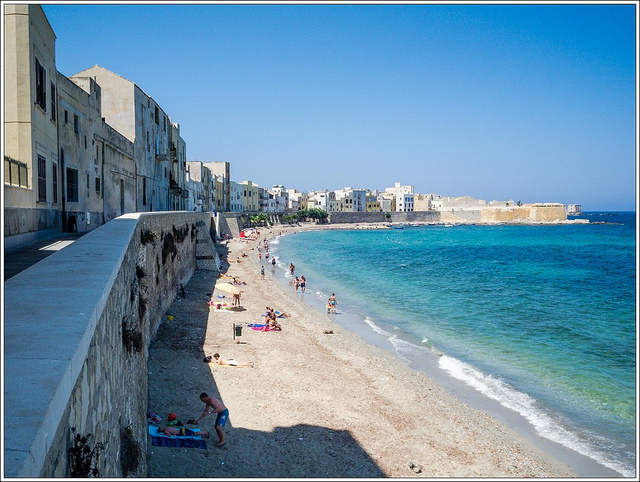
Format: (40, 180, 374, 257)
(155, 147, 170, 162)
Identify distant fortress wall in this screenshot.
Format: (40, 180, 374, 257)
(480, 204, 568, 223)
(4, 212, 215, 477)
(328, 211, 441, 224)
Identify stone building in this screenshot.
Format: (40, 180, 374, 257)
(186, 161, 215, 212)
(239, 180, 260, 212)
(70, 65, 174, 213)
(203, 161, 230, 212)
(169, 122, 188, 211)
(4, 5, 60, 246)
(56, 73, 136, 231)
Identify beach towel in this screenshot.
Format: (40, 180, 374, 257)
(248, 324, 282, 332)
(148, 425, 207, 449)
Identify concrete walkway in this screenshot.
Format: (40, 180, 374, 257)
(3, 232, 85, 281)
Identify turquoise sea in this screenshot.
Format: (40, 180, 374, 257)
(270, 212, 636, 477)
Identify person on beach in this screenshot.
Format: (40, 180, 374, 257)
(294, 276, 300, 293)
(300, 276, 306, 293)
(190, 393, 228, 447)
(328, 293, 337, 314)
(260, 265, 265, 280)
(157, 425, 210, 438)
(232, 291, 241, 306)
(289, 263, 295, 275)
(271, 257, 277, 267)
(212, 353, 254, 368)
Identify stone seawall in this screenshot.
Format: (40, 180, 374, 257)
(4, 212, 215, 477)
(329, 211, 441, 224)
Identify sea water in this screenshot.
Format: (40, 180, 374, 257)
(269, 212, 636, 477)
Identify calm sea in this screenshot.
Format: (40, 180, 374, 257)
(270, 212, 636, 477)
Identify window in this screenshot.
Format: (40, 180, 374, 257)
(4, 156, 29, 188)
(66, 168, 78, 202)
(35, 58, 46, 110)
(87, 173, 90, 197)
(143, 177, 147, 206)
(155, 106, 159, 125)
(50, 82, 56, 121)
(37, 155, 46, 202)
(64, 110, 68, 124)
(52, 164, 58, 203)
(74, 114, 79, 134)
(95, 177, 101, 193)
(84, 135, 87, 149)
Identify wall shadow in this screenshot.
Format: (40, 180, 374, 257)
(147, 268, 384, 478)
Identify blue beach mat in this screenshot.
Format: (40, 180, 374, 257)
(148, 425, 208, 449)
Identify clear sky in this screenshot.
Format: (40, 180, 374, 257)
(41, 1, 637, 211)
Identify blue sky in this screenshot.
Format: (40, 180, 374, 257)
(42, 2, 637, 210)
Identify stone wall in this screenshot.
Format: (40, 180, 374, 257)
(480, 204, 567, 223)
(3, 206, 62, 246)
(4, 212, 215, 477)
(328, 211, 441, 224)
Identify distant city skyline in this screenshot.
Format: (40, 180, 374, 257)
(41, 1, 637, 211)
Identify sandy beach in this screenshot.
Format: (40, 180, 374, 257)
(146, 223, 576, 478)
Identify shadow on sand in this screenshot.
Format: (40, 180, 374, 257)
(147, 269, 384, 478)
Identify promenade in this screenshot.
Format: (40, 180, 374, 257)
(4, 233, 85, 281)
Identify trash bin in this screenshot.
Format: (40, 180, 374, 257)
(234, 325, 243, 337)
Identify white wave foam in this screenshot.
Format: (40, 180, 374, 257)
(315, 290, 330, 302)
(438, 356, 634, 477)
(388, 335, 431, 363)
(363, 317, 392, 336)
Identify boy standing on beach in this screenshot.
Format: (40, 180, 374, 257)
(191, 393, 229, 447)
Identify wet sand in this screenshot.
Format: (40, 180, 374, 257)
(146, 223, 576, 477)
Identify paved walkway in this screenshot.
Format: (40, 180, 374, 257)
(3, 232, 85, 281)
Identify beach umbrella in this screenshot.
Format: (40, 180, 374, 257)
(215, 282, 240, 295)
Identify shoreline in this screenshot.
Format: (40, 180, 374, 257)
(146, 222, 609, 477)
(268, 223, 626, 478)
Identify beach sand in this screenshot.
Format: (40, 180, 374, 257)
(146, 223, 576, 478)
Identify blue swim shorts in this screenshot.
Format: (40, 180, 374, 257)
(215, 408, 229, 427)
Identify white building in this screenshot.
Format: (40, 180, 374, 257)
(229, 181, 243, 212)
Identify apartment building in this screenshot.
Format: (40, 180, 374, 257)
(71, 65, 173, 212)
(285, 188, 305, 211)
(169, 122, 188, 210)
(366, 192, 382, 212)
(203, 161, 230, 212)
(186, 161, 215, 212)
(4, 5, 60, 243)
(229, 181, 243, 212)
(239, 180, 260, 212)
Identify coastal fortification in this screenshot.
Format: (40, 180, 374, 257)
(480, 203, 568, 223)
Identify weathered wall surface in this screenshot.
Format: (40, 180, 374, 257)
(328, 211, 441, 224)
(4, 212, 214, 477)
(3, 207, 62, 246)
(480, 204, 567, 223)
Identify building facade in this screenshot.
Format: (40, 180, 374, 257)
(4, 5, 60, 243)
(71, 65, 174, 213)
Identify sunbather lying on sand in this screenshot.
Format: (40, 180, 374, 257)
(157, 426, 210, 438)
(264, 307, 291, 318)
(212, 353, 254, 367)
